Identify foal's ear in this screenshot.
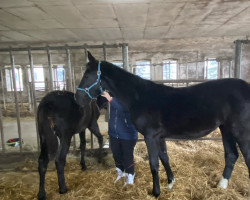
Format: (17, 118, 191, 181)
(87, 51, 96, 63)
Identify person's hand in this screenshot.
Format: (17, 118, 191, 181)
(101, 91, 112, 102)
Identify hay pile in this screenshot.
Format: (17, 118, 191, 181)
(0, 139, 249, 200)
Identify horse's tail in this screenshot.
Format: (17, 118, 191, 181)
(37, 102, 58, 159)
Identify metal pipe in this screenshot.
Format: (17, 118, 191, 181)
(0, 44, 122, 52)
(154, 79, 209, 84)
(91, 132, 94, 149)
(10, 50, 23, 152)
(234, 40, 242, 79)
(218, 61, 221, 79)
(24, 66, 32, 113)
(195, 62, 198, 80)
(137, 137, 222, 142)
(229, 60, 232, 78)
(122, 43, 129, 71)
(84, 49, 95, 148)
(0, 103, 5, 153)
(28, 49, 40, 151)
(17, 67, 23, 108)
(0, 70, 6, 110)
(66, 46, 73, 92)
(82, 48, 88, 76)
(47, 47, 53, 91)
(65, 46, 76, 151)
(103, 43, 107, 61)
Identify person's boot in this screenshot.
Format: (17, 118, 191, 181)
(114, 167, 125, 183)
(124, 173, 135, 185)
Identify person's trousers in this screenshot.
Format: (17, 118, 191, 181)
(110, 136, 137, 174)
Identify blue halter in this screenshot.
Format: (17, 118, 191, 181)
(77, 61, 104, 99)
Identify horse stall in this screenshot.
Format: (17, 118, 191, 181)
(0, 41, 249, 200)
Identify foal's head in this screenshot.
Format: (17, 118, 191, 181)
(75, 51, 103, 107)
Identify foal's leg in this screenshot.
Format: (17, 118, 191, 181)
(55, 134, 72, 194)
(88, 122, 103, 162)
(38, 141, 49, 200)
(79, 131, 87, 170)
(89, 122, 103, 149)
(218, 125, 239, 189)
(159, 138, 175, 189)
(145, 135, 161, 197)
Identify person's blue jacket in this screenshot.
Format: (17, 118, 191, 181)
(108, 97, 138, 140)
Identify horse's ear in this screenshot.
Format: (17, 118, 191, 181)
(87, 51, 96, 63)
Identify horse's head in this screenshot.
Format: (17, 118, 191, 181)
(75, 51, 104, 107)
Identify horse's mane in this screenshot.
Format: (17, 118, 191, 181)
(101, 61, 175, 95)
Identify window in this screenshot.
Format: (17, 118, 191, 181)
(112, 62, 123, 68)
(205, 58, 218, 79)
(163, 60, 177, 80)
(5, 65, 23, 91)
(53, 64, 66, 90)
(135, 61, 151, 80)
(28, 65, 45, 90)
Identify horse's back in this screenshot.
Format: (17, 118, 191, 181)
(153, 79, 250, 139)
(38, 91, 82, 134)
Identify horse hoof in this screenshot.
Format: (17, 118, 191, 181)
(82, 167, 87, 171)
(152, 189, 160, 197)
(167, 178, 175, 190)
(97, 158, 102, 163)
(218, 177, 228, 189)
(81, 163, 87, 171)
(59, 187, 68, 194)
(38, 192, 46, 200)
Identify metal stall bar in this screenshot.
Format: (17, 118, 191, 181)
(9, 50, 23, 152)
(82, 48, 88, 76)
(122, 43, 129, 71)
(195, 62, 198, 80)
(47, 47, 53, 91)
(17, 67, 23, 108)
(66, 45, 73, 92)
(229, 60, 232, 78)
(28, 49, 40, 150)
(234, 40, 242, 79)
(0, 69, 6, 110)
(103, 43, 107, 61)
(65, 46, 76, 151)
(83, 49, 94, 149)
(0, 44, 122, 52)
(0, 103, 5, 152)
(24, 66, 32, 113)
(217, 61, 221, 79)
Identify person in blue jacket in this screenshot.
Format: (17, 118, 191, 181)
(102, 91, 138, 185)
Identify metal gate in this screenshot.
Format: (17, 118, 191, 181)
(0, 43, 129, 153)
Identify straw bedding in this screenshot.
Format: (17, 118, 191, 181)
(0, 136, 249, 200)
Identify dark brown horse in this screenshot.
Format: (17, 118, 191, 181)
(75, 52, 250, 197)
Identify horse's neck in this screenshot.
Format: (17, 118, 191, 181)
(102, 64, 147, 109)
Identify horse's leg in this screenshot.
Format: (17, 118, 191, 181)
(159, 138, 175, 189)
(235, 130, 250, 179)
(79, 131, 87, 170)
(88, 122, 103, 162)
(145, 135, 161, 197)
(55, 134, 72, 194)
(37, 141, 49, 200)
(218, 125, 239, 189)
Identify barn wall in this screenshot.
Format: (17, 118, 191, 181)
(0, 37, 250, 103)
